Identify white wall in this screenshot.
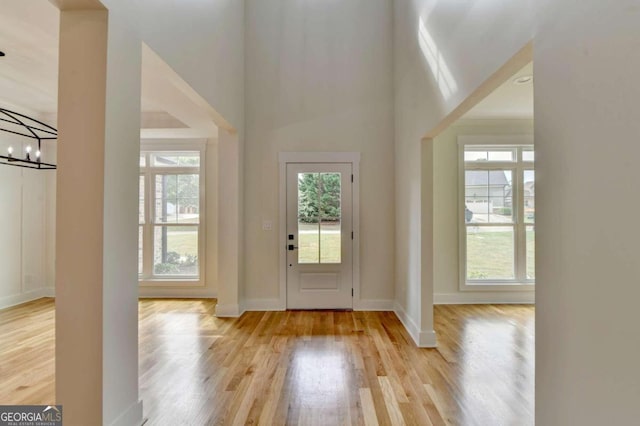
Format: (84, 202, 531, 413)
(88, 0, 245, 315)
(134, 0, 245, 312)
(393, 0, 533, 343)
(0, 134, 55, 309)
(535, 0, 640, 423)
(98, 0, 244, 132)
(433, 119, 535, 304)
(138, 0, 244, 131)
(243, 0, 395, 307)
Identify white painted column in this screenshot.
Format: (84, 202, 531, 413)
(535, 0, 640, 423)
(56, 7, 142, 426)
(101, 8, 143, 426)
(216, 129, 243, 316)
(420, 137, 437, 347)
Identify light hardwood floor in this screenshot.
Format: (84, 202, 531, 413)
(0, 299, 534, 425)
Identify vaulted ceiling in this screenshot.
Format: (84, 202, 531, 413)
(0, 1, 217, 137)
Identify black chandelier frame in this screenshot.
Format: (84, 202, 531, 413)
(0, 107, 57, 170)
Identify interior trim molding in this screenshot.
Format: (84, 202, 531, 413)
(108, 400, 144, 426)
(25, 287, 222, 301)
(241, 297, 395, 312)
(393, 301, 437, 348)
(41, 287, 56, 298)
(417, 329, 438, 348)
(434, 292, 535, 305)
(138, 288, 217, 299)
(0, 288, 53, 310)
(354, 299, 394, 311)
(244, 298, 283, 311)
(214, 303, 244, 317)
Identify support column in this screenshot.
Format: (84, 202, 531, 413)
(420, 137, 437, 347)
(216, 129, 243, 316)
(56, 7, 142, 426)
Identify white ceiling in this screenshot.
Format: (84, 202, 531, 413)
(0, 1, 59, 115)
(1, 2, 531, 129)
(0, 1, 217, 137)
(463, 62, 534, 120)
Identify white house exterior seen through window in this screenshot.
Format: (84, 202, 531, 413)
(459, 136, 534, 289)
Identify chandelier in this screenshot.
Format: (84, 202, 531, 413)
(0, 107, 57, 170)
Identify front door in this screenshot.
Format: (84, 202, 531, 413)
(286, 163, 353, 309)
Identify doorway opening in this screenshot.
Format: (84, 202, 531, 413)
(278, 152, 360, 310)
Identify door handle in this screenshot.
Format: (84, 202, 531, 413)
(288, 244, 298, 251)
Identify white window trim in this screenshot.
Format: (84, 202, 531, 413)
(139, 139, 207, 287)
(458, 135, 535, 291)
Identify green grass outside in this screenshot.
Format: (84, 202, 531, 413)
(164, 229, 198, 257)
(153, 225, 344, 266)
(160, 225, 535, 278)
(298, 224, 341, 264)
(467, 229, 535, 279)
(152, 227, 199, 275)
(526, 230, 535, 279)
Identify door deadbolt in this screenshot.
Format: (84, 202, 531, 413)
(288, 244, 298, 251)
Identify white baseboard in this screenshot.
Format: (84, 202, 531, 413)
(354, 299, 394, 311)
(241, 298, 395, 312)
(138, 288, 217, 299)
(215, 303, 244, 317)
(244, 298, 284, 311)
(393, 302, 437, 348)
(417, 329, 438, 347)
(41, 287, 55, 298)
(108, 400, 143, 426)
(434, 292, 535, 304)
(11, 286, 220, 301)
(0, 288, 54, 310)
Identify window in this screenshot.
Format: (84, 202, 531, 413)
(297, 172, 342, 264)
(139, 145, 205, 285)
(459, 138, 534, 288)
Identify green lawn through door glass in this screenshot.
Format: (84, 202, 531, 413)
(297, 172, 341, 264)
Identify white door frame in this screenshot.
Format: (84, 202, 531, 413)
(278, 152, 360, 310)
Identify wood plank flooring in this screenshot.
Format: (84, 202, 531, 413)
(0, 299, 534, 425)
(0, 298, 55, 404)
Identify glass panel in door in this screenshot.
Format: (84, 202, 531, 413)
(297, 172, 342, 264)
